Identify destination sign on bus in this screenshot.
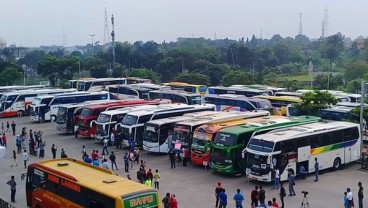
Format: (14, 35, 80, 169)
(47, 174, 81, 192)
(123, 192, 158, 208)
(193, 131, 212, 140)
(174, 125, 190, 132)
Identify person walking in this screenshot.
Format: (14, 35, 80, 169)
(102, 138, 109, 155)
(153, 169, 160, 190)
(169, 150, 176, 169)
(51, 144, 57, 159)
(233, 189, 244, 208)
(170, 194, 178, 208)
(109, 151, 118, 170)
(273, 167, 280, 189)
(11, 121, 16, 136)
(2, 133, 7, 148)
(279, 183, 286, 208)
(215, 182, 224, 208)
(272, 198, 279, 208)
(16, 135, 21, 154)
(10, 150, 18, 167)
(81, 145, 86, 160)
(219, 189, 227, 208)
(288, 171, 296, 196)
(74, 124, 78, 138)
(110, 132, 115, 146)
(6, 176, 17, 203)
(346, 188, 353, 208)
(23, 150, 29, 169)
(128, 150, 134, 169)
(145, 177, 152, 187)
(6, 121, 10, 133)
(134, 148, 140, 164)
(251, 186, 259, 206)
(344, 192, 349, 208)
(314, 158, 319, 182)
(162, 193, 170, 208)
(39, 140, 45, 158)
(146, 169, 153, 183)
(358, 182, 364, 208)
(124, 153, 129, 172)
(259, 186, 266, 205)
(299, 165, 307, 180)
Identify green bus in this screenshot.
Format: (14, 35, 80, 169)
(210, 115, 321, 175)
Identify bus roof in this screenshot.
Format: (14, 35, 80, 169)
(274, 91, 301, 97)
(57, 100, 114, 109)
(254, 95, 301, 102)
(251, 121, 359, 143)
(209, 86, 268, 93)
(217, 116, 321, 135)
(150, 89, 199, 96)
(100, 105, 160, 116)
(205, 94, 267, 102)
(166, 82, 205, 87)
(145, 111, 219, 126)
(35, 91, 91, 99)
(78, 78, 126, 82)
(34, 158, 155, 198)
(1, 89, 76, 96)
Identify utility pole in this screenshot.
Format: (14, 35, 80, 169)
(89, 34, 95, 56)
(111, 14, 116, 67)
(103, 8, 110, 45)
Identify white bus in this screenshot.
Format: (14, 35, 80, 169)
(95, 103, 170, 141)
(149, 90, 203, 105)
(109, 84, 170, 100)
(209, 86, 269, 97)
(30, 92, 114, 122)
(244, 121, 361, 182)
(77, 78, 127, 92)
(117, 103, 216, 146)
(143, 111, 270, 153)
(0, 89, 76, 118)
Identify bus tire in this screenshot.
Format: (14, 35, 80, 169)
(333, 157, 341, 170)
(51, 115, 56, 122)
(18, 110, 24, 117)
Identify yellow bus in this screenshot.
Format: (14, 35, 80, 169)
(165, 82, 208, 95)
(26, 158, 160, 208)
(254, 95, 301, 116)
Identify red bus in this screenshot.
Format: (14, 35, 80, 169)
(77, 99, 171, 138)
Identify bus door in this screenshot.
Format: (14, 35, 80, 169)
(296, 136, 311, 173)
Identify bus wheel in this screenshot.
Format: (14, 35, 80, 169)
(333, 157, 341, 170)
(51, 115, 56, 122)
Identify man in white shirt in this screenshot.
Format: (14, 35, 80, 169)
(23, 150, 29, 169)
(102, 138, 109, 155)
(346, 188, 353, 208)
(273, 167, 280, 189)
(110, 132, 115, 146)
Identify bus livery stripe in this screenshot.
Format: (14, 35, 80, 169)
(311, 139, 358, 155)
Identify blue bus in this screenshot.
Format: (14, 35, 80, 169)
(204, 94, 273, 112)
(208, 86, 269, 97)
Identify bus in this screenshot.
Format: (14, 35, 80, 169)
(190, 112, 270, 166)
(25, 158, 160, 208)
(149, 90, 203, 105)
(56, 100, 116, 133)
(95, 102, 171, 141)
(0, 89, 76, 118)
(142, 111, 220, 153)
(118, 103, 216, 146)
(318, 106, 358, 122)
(254, 96, 301, 116)
(274, 91, 301, 97)
(77, 78, 127, 92)
(0, 85, 46, 94)
(204, 94, 273, 112)
(210, 116, 321, 175)
(165, 82, 208, 95)
(244, 121, 360, 182)
(29, 92, 114, 122)
(77, 99, 170, 138)
(148, 110, 270, 155)
(127, 77, 152, 84)
(233, 85, 286, 96)
(208, 86, 269, 97)
(66, 78, 96, 89)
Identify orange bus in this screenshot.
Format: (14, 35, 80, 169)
(25, 158, 161, 208)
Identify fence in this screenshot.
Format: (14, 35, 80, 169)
(0, 198, 15, 208)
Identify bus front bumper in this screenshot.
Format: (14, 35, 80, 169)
(246, 168, 271, 182)
(191, 152, 210, 165)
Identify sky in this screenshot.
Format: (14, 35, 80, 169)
(0, 0, 367, 47)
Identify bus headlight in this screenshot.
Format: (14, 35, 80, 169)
(225, 160, 232, 164)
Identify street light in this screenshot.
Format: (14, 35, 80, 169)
(360, 81, 367, 154)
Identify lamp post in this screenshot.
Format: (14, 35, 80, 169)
(360, 81, 366, 154)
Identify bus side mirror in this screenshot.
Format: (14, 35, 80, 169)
(267, 156, 271, 165)
(241, 151, 246, 159)
(129, 128, 132, 134)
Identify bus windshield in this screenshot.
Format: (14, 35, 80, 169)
(32, 98, 42, 105)
(192, 132, 212, 147)
(211, 148, 231, 165)
(172, 129, 191, 146)
(247, 152, 269, 168)
(97, 114, 111, 123)
(143, 125, 158, 143)
(247, 138, 275, 153)
(122, 115, 138, 126)
(214, 133, 238, 146)
(56, 107, 67, 124)
(188, 96, 202, 105)
(80, 108, 93, 117)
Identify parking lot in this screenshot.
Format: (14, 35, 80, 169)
(0, 116, 367, 208)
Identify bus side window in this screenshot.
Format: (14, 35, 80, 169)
(280, 139, 296, 153)
(331, 130, 344, 144)
(320, 132, 333, 146)
(296, 136, 309, 148)
(309, 134, 321, 148)
(89, 200, 104, 208)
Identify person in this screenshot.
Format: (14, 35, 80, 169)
(146, 168, 153, 183)
(137, 167, 146, 184)
(102, 138, 109, 155)
(314, 157, 319, 182)
(60, 148, 67, 158)
(93, 158, 99, 166)
(2, 133, 7, 148)
(162, 193, 170, 208)
(288, 171, 296, 196)
(124, 153, 129, 172)
(358, 182, 364, 208)
(11, 121, 16, 136)
(272, 198, 279, 208)
(7, 176, 17, 203)
(279, 183, 286, 208)
(169, 149, 176, 169)
(16, 135, 21, 154)
(39, 140, 45, 158)
(299, 165, 306, 180)
(259, 186, 266, 205)
(140, 160, 146, 170)
(6, 121, 10, 133)
(170, 194, 178, 208)
(128, 150, 134, 169)
(251, 186, 259, 206)
(102, 159, 109, 169)
(273, 167, 280, 189)
(51, 144, 57, 159)
(81, 145, 86, 160)
(83, 154, 92, 163)
(134, 148, 140, 164)
(219, 189, 227, 208)
(215, 182, 224, 208)
(153, 169, 160, 190)
(346, 188, 353, 208)
(91, 150, 97, 161)
(74, 124, 78, 138)
(23, 149, 29, 169)
(145, 177, 152, 187)
(10, 150, 18, 167)
(233, 189, 244, 208)
(110, 132, 115, 146)
(344, 192, 348, 208)
(109, 151, 118, 170)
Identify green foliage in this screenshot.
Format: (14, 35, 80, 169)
(295, 90, 337, 115)
(280, 79, 299, 91)
(345, 61, 368, 81)
(90, 65, 107, 78)
(314, 74, 344, 90)
(0, 66, 22, 85)
(350, 107, 368, 124)
(221, 70, 253, 87)
(112, 63, 124, 78)
(129, 68, 159, 83)
(18, 50, 48, 70)
(345, 79, 362, 93)
(174, 72, 210, 86)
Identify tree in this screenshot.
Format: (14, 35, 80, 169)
(129, 68, 159, 83)
(295, 90, 337, 115)
(90, 65, 107, 78)
(173, 72, 210, 86)
(280, 79, 298, 91)
(314, 74, 343, 90)
(345, 61, 368, 81)
(221, 70, 253, 87)
(0, 66, 22, 85)
(18, 50, 48, 71)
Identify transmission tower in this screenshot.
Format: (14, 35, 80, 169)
(111, 14, 116, 66)
(103, 8, 110, 45)
(299, 13, 303, 35)
(323, 6, 329, 37)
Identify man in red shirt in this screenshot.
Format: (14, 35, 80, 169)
(251, 186, 259, 206)
(2, 133, 7, 148)
(215, 182, 224, 208)
(91, 150, 98, 161)
(272, 197, 279, 207)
